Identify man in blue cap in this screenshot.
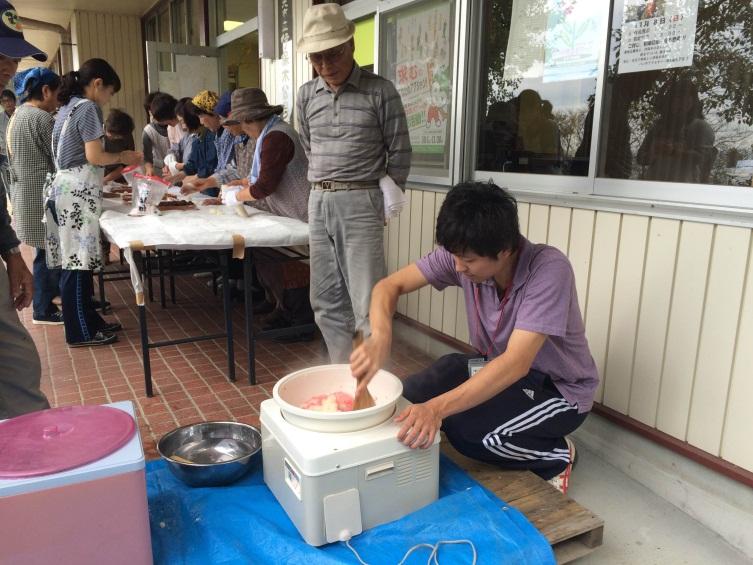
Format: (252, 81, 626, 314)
(0, 0, 50, 419)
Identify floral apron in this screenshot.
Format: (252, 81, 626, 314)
(44, 100, 105, 271)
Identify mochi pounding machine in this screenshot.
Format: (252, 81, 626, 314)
(261, 364, 440, 546)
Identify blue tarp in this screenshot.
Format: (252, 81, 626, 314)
(146, 455, 555, 564)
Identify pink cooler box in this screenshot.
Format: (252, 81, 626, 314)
(0, 401, 153, 565)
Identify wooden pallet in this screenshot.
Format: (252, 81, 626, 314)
(442, 443, 604, 564)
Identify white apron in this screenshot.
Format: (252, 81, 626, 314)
(44, 99, 105, 271)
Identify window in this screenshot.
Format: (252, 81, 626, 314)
(171, 0, 187, 45)
(157, 4, 173, 71)
(354, 16, 375, 73)
(599, 0, 753, 188)
(473, 0, 753, 209)
(379, 0, 456, 179)
(476, 0, 610, 177)
(189, 0, 204, 46)
(216, 0, 257, 34)
(219, 32, 260, 92)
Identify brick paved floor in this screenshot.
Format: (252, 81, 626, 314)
(18, 249, 434, 461)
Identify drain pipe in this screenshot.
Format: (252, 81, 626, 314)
(19, 17, 74, 73)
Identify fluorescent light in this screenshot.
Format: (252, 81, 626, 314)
(223, 20, 244, 32)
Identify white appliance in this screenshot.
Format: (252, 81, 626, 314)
(261, 394, 440, 547)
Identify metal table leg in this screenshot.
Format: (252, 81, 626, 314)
(97, 268, 108, 314)
(133, 249, 154, 397)
(158, 250, 167, 309)
(146, 250, 154, 303)
(169, 251, 176, 304)
(243, 249, 256, 385)
(220, 252, 236, 382)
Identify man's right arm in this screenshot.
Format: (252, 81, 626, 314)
(295, 87, 311, 159)
(350, 263, 430, 385)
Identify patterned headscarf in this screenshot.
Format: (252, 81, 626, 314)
(14, 67, 59, 103)
(191, 90, 219, 114)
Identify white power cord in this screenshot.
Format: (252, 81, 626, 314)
(343, 538, 477, 565)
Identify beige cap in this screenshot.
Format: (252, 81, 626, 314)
(296, 3, 355, 54)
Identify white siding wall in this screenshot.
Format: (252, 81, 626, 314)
(270, 0, 752, 475)
(383, 190, 753, 474)
(72, 11, 147, 150)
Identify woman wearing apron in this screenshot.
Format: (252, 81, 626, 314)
(6, 68, 61, 325)
(45, 58, 142, 347)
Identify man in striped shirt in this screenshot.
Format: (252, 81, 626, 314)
(296, 3, 411, 362)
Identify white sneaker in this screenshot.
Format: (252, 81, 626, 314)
(548, 437, 576, 495)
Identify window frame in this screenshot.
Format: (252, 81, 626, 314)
(375, 0, 469, 187)
(466, 0, 753, 215)
(313, 0, 467, 187)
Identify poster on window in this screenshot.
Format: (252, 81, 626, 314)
(618, 0, 699, 74)
(504, 0, 548, 80)
(394, 3, 451, 155)
(543, 0, 609, 83)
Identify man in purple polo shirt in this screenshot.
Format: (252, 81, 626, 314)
(350, 182, 599, 493)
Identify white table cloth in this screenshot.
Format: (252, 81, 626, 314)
(99, 200, 309, 300)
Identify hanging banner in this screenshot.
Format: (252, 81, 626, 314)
(543, 0, 609, 83)
(394, 2, 452, 155)
(276, 0, 294, 121)
(618, 0, 699, 74)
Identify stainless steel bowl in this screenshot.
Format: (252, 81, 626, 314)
(157, 421, 261, 487)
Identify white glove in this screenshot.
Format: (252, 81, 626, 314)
(222, 187, 242, 206)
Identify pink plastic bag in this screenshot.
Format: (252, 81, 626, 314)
(129, 173, 170, 216)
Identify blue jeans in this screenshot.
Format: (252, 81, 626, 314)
(32, 248, 61, 318)
(59, 269, 107, 343)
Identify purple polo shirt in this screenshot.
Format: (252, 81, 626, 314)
(416, 237, 599, 413)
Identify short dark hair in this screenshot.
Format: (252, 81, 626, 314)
(176, 100, 200, 131)
(58, 58, 121, 105)
(105, 108, 135, 136)
(144, 91, 160, 116)
(436, 182, 520, 258)
(150, 92, 178, 122)
(1, 89, 15, 101)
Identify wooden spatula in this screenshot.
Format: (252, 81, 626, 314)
(352, 331, 376, 410)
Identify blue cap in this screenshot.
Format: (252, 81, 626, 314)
(214, 90, 233, 118)
(0, 2, 47, 62)
(14, 66, 58, 102)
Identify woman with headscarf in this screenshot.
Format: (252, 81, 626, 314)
(6, 67, 62, 325)
(45, 58, 142, 347)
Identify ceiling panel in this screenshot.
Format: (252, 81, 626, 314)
(14, 1, 158, 72)
(18, 0, 157, 17)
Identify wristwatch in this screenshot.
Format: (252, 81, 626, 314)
(1, 246, 21, 261)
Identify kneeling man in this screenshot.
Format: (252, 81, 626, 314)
(350, 182, 599, 493)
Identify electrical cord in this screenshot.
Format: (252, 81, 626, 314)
(343, 538, 477, 565)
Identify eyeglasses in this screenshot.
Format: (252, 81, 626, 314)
(307, 44, 348, 65)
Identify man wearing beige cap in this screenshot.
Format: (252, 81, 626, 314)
(297, 3, 411, 363)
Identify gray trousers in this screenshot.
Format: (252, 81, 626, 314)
(309, 188, 386, 363)
(0, 259, 49, 419)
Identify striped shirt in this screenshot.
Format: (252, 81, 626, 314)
(214, 127, 236, 171)
(214, 136, 255, 186)
(296, 63, 411, 187)
(52, 97, 104, 170)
